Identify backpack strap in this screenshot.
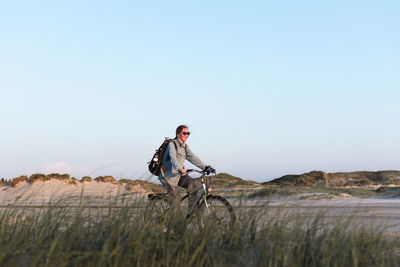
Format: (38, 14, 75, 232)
(166, 139, 178, 161)
(172, 139, 178, 151)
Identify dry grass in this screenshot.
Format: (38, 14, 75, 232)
(0, 196, 398, 266)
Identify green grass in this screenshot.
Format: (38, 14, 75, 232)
(0, 197, 398, 266)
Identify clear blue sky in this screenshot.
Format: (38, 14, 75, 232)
(1, 1, 399, 182)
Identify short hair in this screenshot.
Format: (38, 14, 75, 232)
(176, 125, 188, 136)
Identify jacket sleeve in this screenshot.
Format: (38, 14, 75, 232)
(167, 142, 181, 172)
(185, 145, 206, 169)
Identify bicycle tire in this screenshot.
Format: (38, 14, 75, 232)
(196, 195, 236, 230)
(144, 194, 171, 224)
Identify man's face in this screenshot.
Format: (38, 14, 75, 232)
(178, 128, 190, 143)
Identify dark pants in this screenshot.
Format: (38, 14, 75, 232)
(162, 174, 198, 215)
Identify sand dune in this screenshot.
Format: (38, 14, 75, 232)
(0, 179, 150, 205)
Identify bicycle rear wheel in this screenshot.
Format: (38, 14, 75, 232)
(144, 194, 171, 224)
(196, 195, 236, 230)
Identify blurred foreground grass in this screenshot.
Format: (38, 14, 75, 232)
(0, 197, 399, 266)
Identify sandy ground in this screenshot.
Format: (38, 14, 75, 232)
(231, 197, 400, 234)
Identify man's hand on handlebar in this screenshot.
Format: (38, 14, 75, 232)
(203, 165, 216, 175)
(183, 166, 215, 174)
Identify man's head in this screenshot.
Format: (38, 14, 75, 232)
(176, 125, 190, 143)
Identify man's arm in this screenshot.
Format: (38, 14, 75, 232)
(185, 145, 206, 169)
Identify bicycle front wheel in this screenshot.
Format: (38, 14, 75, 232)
(144, 194, 171, 224)
(196, 195, 236, 230)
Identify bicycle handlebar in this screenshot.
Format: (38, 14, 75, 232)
(186, 168, 216, 189)
(186, 168, 216, 175)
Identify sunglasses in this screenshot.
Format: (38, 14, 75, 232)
(182, 132, 191, 136)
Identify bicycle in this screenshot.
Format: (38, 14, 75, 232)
(144, 169, 236, 230)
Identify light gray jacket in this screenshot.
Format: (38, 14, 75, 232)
(159, 137, 206, 181)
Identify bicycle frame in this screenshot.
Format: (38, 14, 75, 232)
(180, 170, 212, 217)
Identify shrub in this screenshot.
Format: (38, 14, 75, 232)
(11, 176, 27, 187)
(94, 176, 117, 183)
(28, 173, 49, 184)
(80, 176, 92, 182)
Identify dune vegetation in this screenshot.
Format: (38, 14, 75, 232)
(0, 196, 398, 266)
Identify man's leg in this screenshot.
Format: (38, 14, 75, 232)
(161, 180, 181, 215)
(178, 175, 200, 213)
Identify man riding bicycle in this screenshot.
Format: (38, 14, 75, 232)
(159, 125, 214, 215)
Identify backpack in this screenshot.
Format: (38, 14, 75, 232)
(148, 138, 177, 176)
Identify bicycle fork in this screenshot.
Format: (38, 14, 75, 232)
(187, 183, 211, 216)
(202, 183, 211, 213)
